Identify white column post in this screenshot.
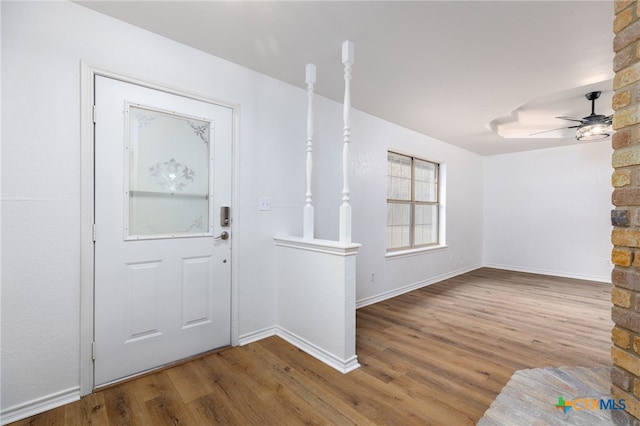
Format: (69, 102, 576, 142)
(339, 41, 354, 244)
(303, 64, 316, 240)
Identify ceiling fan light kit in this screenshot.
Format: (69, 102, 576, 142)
(575, 122, 612, 141)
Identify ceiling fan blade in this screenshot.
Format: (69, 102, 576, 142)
(530, 125, 579, 136)
(556, 116, 586, 123)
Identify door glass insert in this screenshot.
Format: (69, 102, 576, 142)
(126, 105, 212, 238)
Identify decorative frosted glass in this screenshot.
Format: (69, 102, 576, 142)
(127, 106, 211, 238)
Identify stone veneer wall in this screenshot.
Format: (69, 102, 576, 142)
(612, 0, 640, 421)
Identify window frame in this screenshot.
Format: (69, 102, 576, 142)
(386, 151, 441, 253)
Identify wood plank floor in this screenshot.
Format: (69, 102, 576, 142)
(9, 268, 613, 425)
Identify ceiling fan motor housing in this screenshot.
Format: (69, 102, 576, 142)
(585, 91, 601, 101)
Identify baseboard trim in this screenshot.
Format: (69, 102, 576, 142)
(482, 263, 611, 284)
(275, 327, 360, 374)
(238, 325, 359, 374)
(1, 386, 80, 425)
(238, 326, 277, 346)
(356, 263, 483, 309)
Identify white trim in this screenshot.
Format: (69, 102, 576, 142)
(274, 236, 361, 256)
(276, 327, 360, 374)
(482, 263, 612, 284)
(356, 263, 482, 309)
(238, 326, 360, 374)
(238, 326, 278, 346)
(1, 387, 80, 425)
(230, 93, 241, 348)
(79, 63, 241, 395)
(79, 61, 95, 397)
(438, 162, 447, 246)
(385, 244, 448, 259)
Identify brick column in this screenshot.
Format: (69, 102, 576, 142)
(612, 0, 640, 420)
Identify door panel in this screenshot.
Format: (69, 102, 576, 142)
(125, 260, 162, 342)
(94, 76, 232, 387)
(181, 255, 213, 328)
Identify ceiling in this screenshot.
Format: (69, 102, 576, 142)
(77, 0, 616, 156)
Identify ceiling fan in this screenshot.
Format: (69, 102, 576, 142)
(532, 91, 613, 140)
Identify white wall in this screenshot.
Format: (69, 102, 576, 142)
(306, 94, 485, 306)
(275, 238, 360, 373)
(1, 0, 306, 418)
(348, 113, 485, 305)
(483, 142, 613, 282)
(1, 1, 486, 419)
(4, 0, 608, 421)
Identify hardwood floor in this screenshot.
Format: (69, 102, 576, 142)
(9, 268, 613, 425)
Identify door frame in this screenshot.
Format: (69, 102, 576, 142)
(79, 63, 240, 395)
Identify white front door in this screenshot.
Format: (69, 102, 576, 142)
(94, 76, 233, 387)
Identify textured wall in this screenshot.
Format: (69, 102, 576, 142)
(484, 142, 613, 282)
(1, 1, 485, 420)
(611, 0, 640, 420)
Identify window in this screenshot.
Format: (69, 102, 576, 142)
(387, 152, 440, 251)
(126, 106, 212, 239)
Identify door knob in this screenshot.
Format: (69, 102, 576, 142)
(213, 231, 229, 241)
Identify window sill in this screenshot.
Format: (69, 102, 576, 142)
(385, 244, 448, 260)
